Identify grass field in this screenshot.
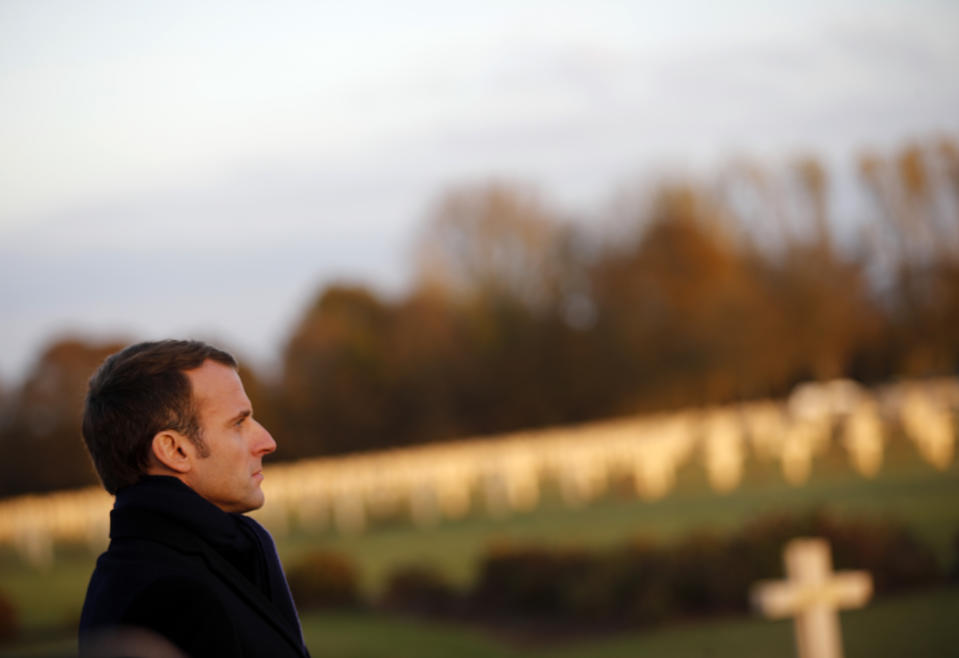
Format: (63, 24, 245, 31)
(1, 434, 957, 656)
(298, 586, 959, 658)
(3, 586, 958, 657)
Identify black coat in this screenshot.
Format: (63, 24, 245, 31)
(79, 476, 310, 658)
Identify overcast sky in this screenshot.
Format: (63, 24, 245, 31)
(2, 0, 958, 382)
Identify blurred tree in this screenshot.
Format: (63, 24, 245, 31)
(591, 184, 779, 410)
(0, 378, 10, 435)
(386, 288, 465, 441)
(860, 140, 959, 268)
(859, 139, 959, 375)
(278, 184, 613, 456)
(591, 180, 884, 409)
(280, 285, 399, 455)
(761, 245, 883, 383)
(416, 182, 572, 312)
(793, 156, 832, 252)
(0, 338, 125, 496)
(413, 183, 608, 432)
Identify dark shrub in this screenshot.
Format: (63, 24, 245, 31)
(669, 531, 758, 616)
(464, 511, 944, 631)
(286, 550, 360, 609)
(737, 510, 941, 594)
(582, 540, 674, 627)
(471, 540, 677, 627)
(668, 532, 727, 614)
(0, 589, 17, 643)
(382, 564, 458, 616)
(812, 513, 941, 593)
(739, 511, 818, 574)
(471, 543, 594, 619)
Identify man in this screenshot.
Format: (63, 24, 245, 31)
(78, 340, 310, 658)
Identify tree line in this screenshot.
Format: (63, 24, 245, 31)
(1, 137, 957, 497)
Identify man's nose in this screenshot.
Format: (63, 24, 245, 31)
(254, 421, 277, 455)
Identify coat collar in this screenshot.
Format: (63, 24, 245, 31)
(114, 476, 244, 549)
(110, 477, 309, 657)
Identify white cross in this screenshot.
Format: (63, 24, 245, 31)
(751, 538, 872, 658)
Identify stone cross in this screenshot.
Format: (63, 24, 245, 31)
(751, 538, 872, 658)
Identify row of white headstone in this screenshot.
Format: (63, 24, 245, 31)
(0, 377, 955, 566)
(251, 378, 957, 535)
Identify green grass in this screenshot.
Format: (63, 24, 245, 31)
(6, 586, 956, 657)
(0, 544, 89, 636)
(300, 586, 959, 658)
(0, 436, 957, 654)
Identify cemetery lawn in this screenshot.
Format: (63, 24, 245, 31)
(3, 585, 954, 657)
(1, 438, 957, 654)
(298, 586, 959, 658)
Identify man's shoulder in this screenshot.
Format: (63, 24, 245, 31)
(81, 536, 243, 651)
(82, 538, 220, 619)
(91, 534, 214, 582)
(82, 512, 309, 658)
(124, 576, 238, 652)
(80, 571, 239, 658)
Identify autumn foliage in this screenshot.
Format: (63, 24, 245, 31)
(1, 138, 957, 496)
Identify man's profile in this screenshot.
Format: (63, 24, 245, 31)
(78, 340, 310, 658)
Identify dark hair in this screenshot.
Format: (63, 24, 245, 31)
(82, 340, 237, 494)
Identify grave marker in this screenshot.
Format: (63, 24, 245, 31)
(901, 391, 955, 470)
(842, 400, 884, 477)
(703, 411, 744, 492)
(752, 538, 872, 658)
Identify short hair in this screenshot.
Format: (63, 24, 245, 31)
(82, 340, 237, 494)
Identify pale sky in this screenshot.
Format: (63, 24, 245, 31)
(2, 0, 958, 382)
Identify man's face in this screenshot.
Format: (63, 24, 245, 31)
(182, 360, 276, 513)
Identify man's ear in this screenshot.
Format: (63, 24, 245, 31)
(150, 430, 196, 474)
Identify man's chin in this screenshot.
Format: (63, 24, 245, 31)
(244, 491, 266, 514)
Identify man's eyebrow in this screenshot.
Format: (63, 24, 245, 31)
(227, 409, 252, 426)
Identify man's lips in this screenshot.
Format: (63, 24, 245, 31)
(252, 469, 264, 482)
